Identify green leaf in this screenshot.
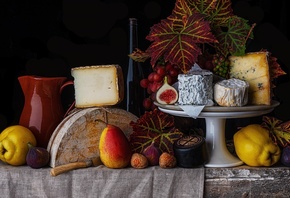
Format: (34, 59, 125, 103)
(214, 16, 253, 57)
(146, 13, 217, 73)
(129, 109, 183, 154)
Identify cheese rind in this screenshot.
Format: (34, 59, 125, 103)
(48, 107, 138, 167)
(214, 78, 249, 107)
(229, 52, 271, 105)
(71, 65, 124, 108)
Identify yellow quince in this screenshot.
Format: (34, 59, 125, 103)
(233, 124, 281, 167)
(0, 125, 37, 166)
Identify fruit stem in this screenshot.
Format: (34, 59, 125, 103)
(163, 76, 168, 84)
(27, 142, 34, 149)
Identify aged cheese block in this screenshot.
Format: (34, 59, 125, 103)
(47, 107, 138, 167)
(229, 52, 271, 105)
(214, 78, 249, 107)
(71, 65, 124, 108)
(178, 70, 213, 105)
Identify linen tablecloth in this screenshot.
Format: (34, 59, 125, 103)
(0, 161, 204, 198)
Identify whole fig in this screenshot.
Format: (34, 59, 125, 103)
(281, 146, 290, 167)
(26, 142, 50, 169)
(142, 142, 161, 166)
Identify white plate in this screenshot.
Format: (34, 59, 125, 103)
(154, 100, 280, 112)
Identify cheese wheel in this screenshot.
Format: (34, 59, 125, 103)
(71, 65, 124, 108)
(214, 78, 249, 107)
(47, 107, 137, 167)
(229, 52, 271, 105)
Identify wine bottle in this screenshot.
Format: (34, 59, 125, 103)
(126, 18, 146, 117)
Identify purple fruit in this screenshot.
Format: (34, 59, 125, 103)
(281, 146, 290, 167)
(142, 142, 161, 166)
(26, 143, 50, 169)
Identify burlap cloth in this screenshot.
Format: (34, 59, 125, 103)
(0, 161, 204, 198)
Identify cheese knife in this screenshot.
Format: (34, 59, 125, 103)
(50, 157, 102, 176)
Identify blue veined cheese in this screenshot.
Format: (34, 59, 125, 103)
(214, 78, 249, 107)
(229, 52, 271, 105)
(177, 70, 213, 105)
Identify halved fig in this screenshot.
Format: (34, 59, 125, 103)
(156, 76, 178, 105)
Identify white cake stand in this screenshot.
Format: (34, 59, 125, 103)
(155, 101, 279, 168)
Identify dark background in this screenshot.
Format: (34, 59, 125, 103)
(0, 0, 289, 132)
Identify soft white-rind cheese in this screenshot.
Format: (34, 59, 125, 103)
(229, 52, 271, 105)
(71, 65, 124, 108)
(214, 78, 249, 107)
(178, 70, 213, 105)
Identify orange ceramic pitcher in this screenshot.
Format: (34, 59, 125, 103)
(18, 75, 73, 148)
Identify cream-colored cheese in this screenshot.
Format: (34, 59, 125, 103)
(71, 65, 124, 108)
(214, 78, 249, 107)
(229, 52, 271, 105)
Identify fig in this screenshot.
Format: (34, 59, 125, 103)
(26, 142, 50, 169)
(156, 76, 178, 104)
(281, 146, 290, 167)
(142, 142, 161, 166)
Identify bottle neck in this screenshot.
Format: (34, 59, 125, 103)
(129, 18, 138, 54)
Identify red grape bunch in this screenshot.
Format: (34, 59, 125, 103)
(140, 62, 180, 110)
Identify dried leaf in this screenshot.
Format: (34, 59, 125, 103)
(129, 109, 183, 154)
(128, 48, 151, 62)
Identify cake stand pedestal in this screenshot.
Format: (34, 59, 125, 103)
(156, 102, 278, 168)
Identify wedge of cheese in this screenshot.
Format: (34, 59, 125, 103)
(71, 65, 124, 108)
(229, 52, 271, 105)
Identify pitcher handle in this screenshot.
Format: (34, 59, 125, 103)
(60, 80, 75, 118)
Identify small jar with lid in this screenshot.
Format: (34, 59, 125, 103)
(173, 134, 205, 168)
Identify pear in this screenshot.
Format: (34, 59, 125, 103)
(99, 124, 132, 168)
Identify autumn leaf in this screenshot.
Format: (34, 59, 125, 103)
(186, 0, 234, 27)
(168, 0, 194, 30)
(146, 13, 217, 73)
(129, 109, 183, 154)
(261, 116, 290, 148)
(267, 51, 287, 80)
